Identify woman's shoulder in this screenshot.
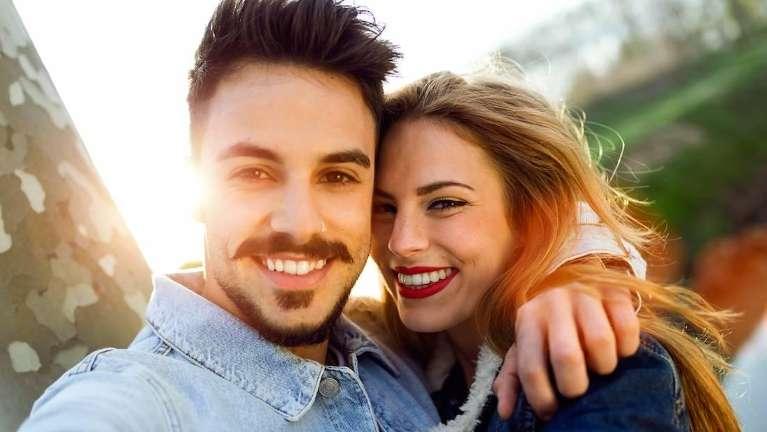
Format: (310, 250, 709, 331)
(491, 334, 691, 432)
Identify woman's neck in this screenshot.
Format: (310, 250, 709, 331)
(446, 318, 483, 385)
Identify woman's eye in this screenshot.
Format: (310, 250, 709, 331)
(320, 171, 357, 184)
(429, 199, 467, 211)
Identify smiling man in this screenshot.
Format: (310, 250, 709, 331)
(21, 1, 440, 430)
(20, 0, 645, 431)
(197, 63, 376, 354)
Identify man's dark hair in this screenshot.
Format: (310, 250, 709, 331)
(188, 0, 400, 158)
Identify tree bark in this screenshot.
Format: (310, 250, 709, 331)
(0, 1, 152, 429)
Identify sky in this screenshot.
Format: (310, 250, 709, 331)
(14, 0, 584, 296)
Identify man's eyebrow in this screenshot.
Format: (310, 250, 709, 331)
(320, 150, 371, 169)
(416, 181, 475, 196)
(216, 142, 281, 163)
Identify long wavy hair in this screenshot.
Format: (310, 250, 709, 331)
(379, 70, 739, 431)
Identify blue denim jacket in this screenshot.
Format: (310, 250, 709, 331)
(485, 335, 691, 432)
(21, 276, 439, 431)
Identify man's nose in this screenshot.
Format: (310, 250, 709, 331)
(269, 182, 324, 244)
(387, 212, 429, 258)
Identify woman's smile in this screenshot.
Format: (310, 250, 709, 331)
(393, 266, 458, 299)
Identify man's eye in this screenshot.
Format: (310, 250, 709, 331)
(320, 171, 357, 184)
(232, 168, 269, 180)
(429, 199, 467, 211)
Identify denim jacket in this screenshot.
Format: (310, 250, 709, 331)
(21, 275, 439, 431)
(435, 336, 691, 432)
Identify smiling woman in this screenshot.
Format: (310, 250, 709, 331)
(370, 69, 740, 431)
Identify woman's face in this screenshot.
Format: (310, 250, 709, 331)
(372, 118, 515, 333)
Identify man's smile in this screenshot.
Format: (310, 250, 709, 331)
(251, 255, 335, 290)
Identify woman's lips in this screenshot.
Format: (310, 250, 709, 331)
(395, 267, 458, 299)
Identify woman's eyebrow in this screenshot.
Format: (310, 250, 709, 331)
(416, 181, 474, 196)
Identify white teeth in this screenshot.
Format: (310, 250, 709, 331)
(263, 257, 328, 275)
(430, 271, 439, 283)
(296, 260, 310, 275)
(396, 268, 453, 288)
(283, 260, 297, 275)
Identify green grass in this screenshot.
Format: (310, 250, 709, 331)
(584, 35, 767, 265)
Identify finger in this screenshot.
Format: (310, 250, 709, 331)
(604, 293, 641, 357)
(494, 344, 520, 420)
(547, 294, 589, 398)
(516, 305, 558, 419)
(575, 293, 618, 374)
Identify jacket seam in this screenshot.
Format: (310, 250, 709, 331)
(140, 371, 183, 432)
(67, 347, 115, 376)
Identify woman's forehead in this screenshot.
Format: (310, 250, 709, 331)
(376, 118, 502, 194)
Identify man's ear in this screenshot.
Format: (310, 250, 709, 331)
(188, 157, 206, 223)
(194, 204, 204, 223)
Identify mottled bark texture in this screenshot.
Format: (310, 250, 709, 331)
(0, 1, 152, 429)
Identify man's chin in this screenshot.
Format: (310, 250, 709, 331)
(228, 288, 352, 347)
(215, 263, 359, 347)
(253, 305, 345, 347)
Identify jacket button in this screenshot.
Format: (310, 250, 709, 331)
(319, 376, 340, 398)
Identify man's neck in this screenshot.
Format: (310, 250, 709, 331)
(287, 340, 330, 364)
(169, 271, 330, 364)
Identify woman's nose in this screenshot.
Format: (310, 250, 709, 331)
(387, 212, 429, 258)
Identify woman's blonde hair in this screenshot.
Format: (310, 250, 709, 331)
(379, 69, 739, 431)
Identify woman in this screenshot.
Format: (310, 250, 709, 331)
(369, 70, 739, 431)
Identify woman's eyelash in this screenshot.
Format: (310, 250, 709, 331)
(428, 198, 467, 211)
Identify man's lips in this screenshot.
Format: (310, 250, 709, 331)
(251, 256, 333, 290)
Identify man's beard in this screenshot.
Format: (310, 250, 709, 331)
(217, 275, 354, 346)
(212, 232, 364, 347)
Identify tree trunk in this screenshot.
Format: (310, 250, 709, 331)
(0, 1, 152, 429)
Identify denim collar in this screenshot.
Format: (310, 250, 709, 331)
(145, 274, 399, 421)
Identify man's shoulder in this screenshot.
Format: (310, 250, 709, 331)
(21, 327, 190, 431)
(22, 349, 179, 431)
(62, 325, 184, 378)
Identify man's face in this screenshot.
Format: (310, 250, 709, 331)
(197, 63, 375, 346)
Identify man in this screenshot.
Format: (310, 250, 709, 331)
(21, 0, 642, 430)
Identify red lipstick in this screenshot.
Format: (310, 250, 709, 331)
(394, 266, 458, 299)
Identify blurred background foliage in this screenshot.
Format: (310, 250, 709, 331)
(503, 0, 767, 280)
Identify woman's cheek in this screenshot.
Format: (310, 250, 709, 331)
(434, 212, 486, 256)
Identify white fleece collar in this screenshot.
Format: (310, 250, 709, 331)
(430, 344, 503, 432)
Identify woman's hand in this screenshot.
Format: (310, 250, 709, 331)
(492, 285, 640, 420)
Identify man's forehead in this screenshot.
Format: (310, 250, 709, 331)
(199, 63, 376, 164)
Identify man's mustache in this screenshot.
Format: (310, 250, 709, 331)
(232, 233, 354, 263)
